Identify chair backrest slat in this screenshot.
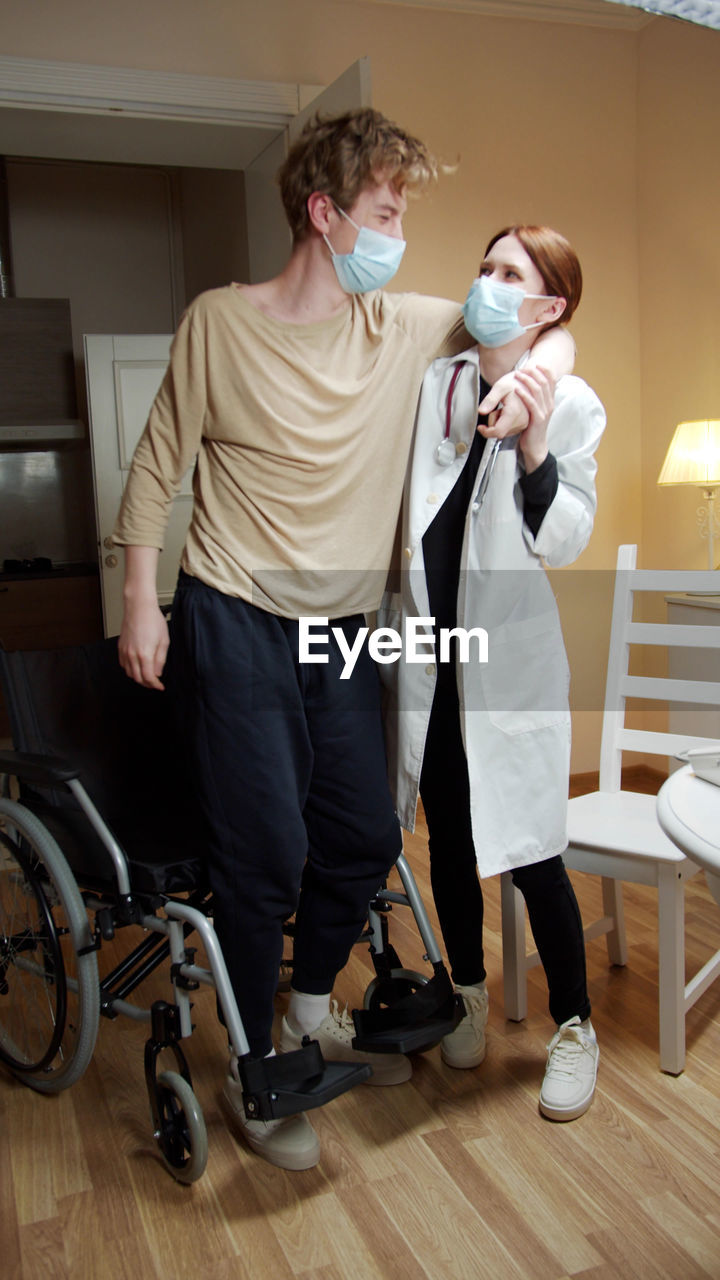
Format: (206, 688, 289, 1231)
(621, 675, 720, 705)
(627, 622, 720, 647)
(628, 568, 719, 593)
(598, 545, 720, 791)
(617, 727, 720, 757)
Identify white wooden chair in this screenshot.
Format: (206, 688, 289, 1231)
(501, 544, 720, 1073)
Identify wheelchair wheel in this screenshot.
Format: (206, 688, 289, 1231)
(154, 1069, 208, 1184)
(363, 967, 429, 1011)
(0, 799, 100, 1092)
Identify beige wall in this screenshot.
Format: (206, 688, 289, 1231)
(2, 0, 718, 767)
(638, 19, 720, 571)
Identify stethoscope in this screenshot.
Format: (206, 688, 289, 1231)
(436, 360, 502, 508)
(435, 362, 465, 466)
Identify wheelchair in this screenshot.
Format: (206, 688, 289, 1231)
(0, 636, 462, 1182)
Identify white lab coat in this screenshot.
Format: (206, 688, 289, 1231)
(379, 347, 606, 877)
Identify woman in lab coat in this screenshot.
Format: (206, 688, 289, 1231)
(381, 225, 606, 1121)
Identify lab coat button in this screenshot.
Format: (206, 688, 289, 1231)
(426, 493, 439, 504)
(403, 547, 412, 559)
(456, 442, 467, 455)
(425, 663, 436, 676)
(472, 502, 479, 514)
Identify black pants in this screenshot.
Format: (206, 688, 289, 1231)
(419, 665, 591, 1026)
(167, 572, 402, 1056)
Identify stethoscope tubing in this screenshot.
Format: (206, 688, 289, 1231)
(437, 360, 502, 513)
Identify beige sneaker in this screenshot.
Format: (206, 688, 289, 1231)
(440, 981, 489, 1069)
(539, 1017, 599, 1122)
(279, 999, 412, 1086)
(222, 1071, 320, 1170)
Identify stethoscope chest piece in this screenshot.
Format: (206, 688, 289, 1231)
(435, 438, 457, 466)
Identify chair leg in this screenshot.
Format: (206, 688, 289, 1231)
(501, 871, 527, 1022)
(601, 877, 628, 966)
(657, 864, 686, 1075)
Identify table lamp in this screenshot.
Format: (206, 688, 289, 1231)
(657, 419, 720, 570)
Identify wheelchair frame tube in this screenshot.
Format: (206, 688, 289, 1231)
(379, 852, 443, 966)
(157, 898, 251, 1058)
(67, 778, 132, 897)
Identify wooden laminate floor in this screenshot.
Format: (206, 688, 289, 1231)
(2, 779, 720, 1279)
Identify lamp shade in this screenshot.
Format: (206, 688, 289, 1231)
(658, 420, 720, 487)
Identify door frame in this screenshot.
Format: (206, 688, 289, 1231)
(0, 53, 322, 136)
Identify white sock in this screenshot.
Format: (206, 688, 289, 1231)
(287, 989, 331, 1035)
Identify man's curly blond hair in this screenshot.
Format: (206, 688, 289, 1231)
(278, 107, 438, 243)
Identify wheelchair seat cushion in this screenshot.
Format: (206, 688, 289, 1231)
(21, 791, 207, 896)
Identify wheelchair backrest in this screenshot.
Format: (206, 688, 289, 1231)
(0, 637, 207, 891)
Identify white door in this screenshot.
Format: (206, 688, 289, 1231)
(85, 333, 184, 637)
(87, 59, 371, 634)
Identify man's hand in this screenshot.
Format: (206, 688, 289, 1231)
(118, 597, 169, 690)
(117, 545, 168, 689)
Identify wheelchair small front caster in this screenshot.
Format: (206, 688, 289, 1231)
(145, 1000, 207, 1183)
(153, 1069, 208, 1184)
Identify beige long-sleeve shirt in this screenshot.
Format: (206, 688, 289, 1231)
(113, 283, 465, 617)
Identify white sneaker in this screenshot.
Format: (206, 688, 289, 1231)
(222, 1071, 320, 1170)
(440, 981, 489, 1069)
(539, 1016, 599, 1122)
(279, 999, 412, 1086)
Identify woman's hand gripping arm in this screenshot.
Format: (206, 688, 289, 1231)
(477, 326, 575, 439)
(513, 366, 556, 473)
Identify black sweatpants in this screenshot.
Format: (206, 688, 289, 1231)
(167, 571, 402, 1057)
(419, 663, 591, 1026)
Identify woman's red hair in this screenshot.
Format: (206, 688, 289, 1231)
(485, 225, 583, 326)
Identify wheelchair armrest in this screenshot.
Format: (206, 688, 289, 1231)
(0, 749, 81, 786)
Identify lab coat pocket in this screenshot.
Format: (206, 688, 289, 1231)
(479, 609, 570, 736)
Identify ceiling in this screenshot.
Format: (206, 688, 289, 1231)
(332, 0, 654, 27)
(336, 0, 720, 26)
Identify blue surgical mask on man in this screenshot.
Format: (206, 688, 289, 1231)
(324, 203, 406, 294)
(463, 275, 557, 348)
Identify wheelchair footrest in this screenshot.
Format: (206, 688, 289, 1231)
(352, 965, 466, 1055)
(238, 1039, 371, 1121)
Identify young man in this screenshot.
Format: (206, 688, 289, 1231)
(114, 108, 574, 1171)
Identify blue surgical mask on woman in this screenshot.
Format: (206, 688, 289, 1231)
(324, 203, 406, 293)
(462, 275, 557, 348)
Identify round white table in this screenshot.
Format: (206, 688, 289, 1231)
(657, 764, 720, 907)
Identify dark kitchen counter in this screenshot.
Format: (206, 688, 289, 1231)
(0, 562, 104, 735)
(0, 560, 99, 583)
